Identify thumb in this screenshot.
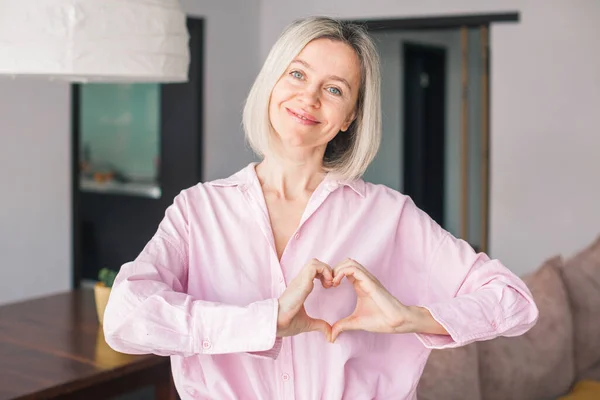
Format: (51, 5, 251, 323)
(331, 316, 360, 343)
(307, 318, 333, 342)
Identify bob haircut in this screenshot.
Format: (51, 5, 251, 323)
(242, 16, 381, 181)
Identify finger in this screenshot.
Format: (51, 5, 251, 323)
(309, 259, 333, 288)
(307, 317, 333, 342)
(331, 316, 361, 342)
(304, 258, 324, 275)
(332, 264, 369, 286)
(332, 258, 355, 274)
(280, 261, 333, 322)
(318, 267, 334, 286)
(292, 259, 325, 291)
(316, 273, 333, 288)
(332, 259, 366, 285)
(332, 260, 350, 286)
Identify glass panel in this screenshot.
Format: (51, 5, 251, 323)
(78, 83, 161, 198)
(466, 27, 484, 250)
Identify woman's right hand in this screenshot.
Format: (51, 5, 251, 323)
(276, 259, 333, 341)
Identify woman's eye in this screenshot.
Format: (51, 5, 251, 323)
(327, 87, 342, 96)
(290, 71, 304, 80)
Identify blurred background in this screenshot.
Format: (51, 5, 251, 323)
(2, 0, 598, 302)
(0, 1, 599, 399)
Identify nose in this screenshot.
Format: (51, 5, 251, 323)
(299, 85, 321, 108)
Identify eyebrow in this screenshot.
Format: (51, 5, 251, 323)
(290, 59, 353, 91)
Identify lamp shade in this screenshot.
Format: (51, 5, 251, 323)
(0, 0, 190, 83)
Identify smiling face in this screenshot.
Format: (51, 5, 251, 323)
(268, 38, 362, 158)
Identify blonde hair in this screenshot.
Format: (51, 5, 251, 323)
(242, 16, 381, 181)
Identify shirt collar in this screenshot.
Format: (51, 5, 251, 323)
(207, 162, 365, 198)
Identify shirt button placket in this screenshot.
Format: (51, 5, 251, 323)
(279, 338, 295, 399)
(277, 245, 295, 398)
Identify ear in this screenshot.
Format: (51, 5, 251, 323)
(341, 110, 357, 132)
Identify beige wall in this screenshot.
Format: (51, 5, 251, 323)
(260, 0, 600, 275)
(0, 79, 71, 305)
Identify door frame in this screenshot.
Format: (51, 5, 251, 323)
(352, 12, 518, 31)
(346, 11, 519, 254)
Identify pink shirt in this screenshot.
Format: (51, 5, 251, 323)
(103, 162, 538, 400)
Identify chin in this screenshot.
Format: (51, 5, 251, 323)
(278, 132, 310, 148)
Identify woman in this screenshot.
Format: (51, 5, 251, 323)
(104, 16, 538, 399)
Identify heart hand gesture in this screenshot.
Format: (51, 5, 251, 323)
(329, 259, 415, 342)
(277, 258, 444, 343)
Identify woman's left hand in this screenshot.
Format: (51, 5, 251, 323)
(330, 259, 425, 342)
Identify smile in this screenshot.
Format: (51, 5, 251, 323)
(286, 108, 320, 125)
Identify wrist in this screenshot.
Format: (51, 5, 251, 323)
(393, 305, 426, 334)
(275, 297, 294, 337)
(401, 306, 450, 336)
(275, 299, 286, 337)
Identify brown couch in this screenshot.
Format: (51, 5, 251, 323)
(417, 235, 600, 400)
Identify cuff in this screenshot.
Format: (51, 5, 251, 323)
(247, 299, 282, 359)
(247, 337, 283, 359)
(192, 298, 280, 355)
(413, 299, 497, 349)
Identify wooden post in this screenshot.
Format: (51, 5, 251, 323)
(461, 26, 469, 241)
(480, 25, 490, 253)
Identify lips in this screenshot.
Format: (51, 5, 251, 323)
(286, 107, 320, 125)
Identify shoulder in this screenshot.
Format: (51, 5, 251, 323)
(177, 163, 254, 199)
(359, 180, 410, 208)
(361, 180, 446, 238)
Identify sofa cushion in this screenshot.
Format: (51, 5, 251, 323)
(559, 235, 600, 376)
(417, 342, 481, 400)
(478, 256, 575, 400)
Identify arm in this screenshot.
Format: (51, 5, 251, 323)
(402, 306, 450, 336)
(404, 201, 539, 349)
(328, 197, 538, 345)
(102, 192, 280, 358)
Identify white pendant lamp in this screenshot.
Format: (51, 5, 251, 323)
(0, 0, 190, 83)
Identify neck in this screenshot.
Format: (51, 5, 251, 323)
(255, 153, 327, 201)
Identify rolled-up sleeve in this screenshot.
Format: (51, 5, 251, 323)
(399, 201, 539, 349)
(103, 192, 281, 358)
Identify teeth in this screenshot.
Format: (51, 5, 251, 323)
(291, 110, 312, 121)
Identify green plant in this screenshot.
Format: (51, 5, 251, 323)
(98, 268, 118, 288)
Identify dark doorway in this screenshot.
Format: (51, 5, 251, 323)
(71, 17, 204, 286)
(403, 43, 446, 227)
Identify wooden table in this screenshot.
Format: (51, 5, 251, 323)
(0, 289, 177, 400)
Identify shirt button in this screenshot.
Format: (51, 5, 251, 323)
(202, 339, 211, 350)
(294, 232, 300, 240)
(282, 373, 290, 381)
(279, 276, 284, 283)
